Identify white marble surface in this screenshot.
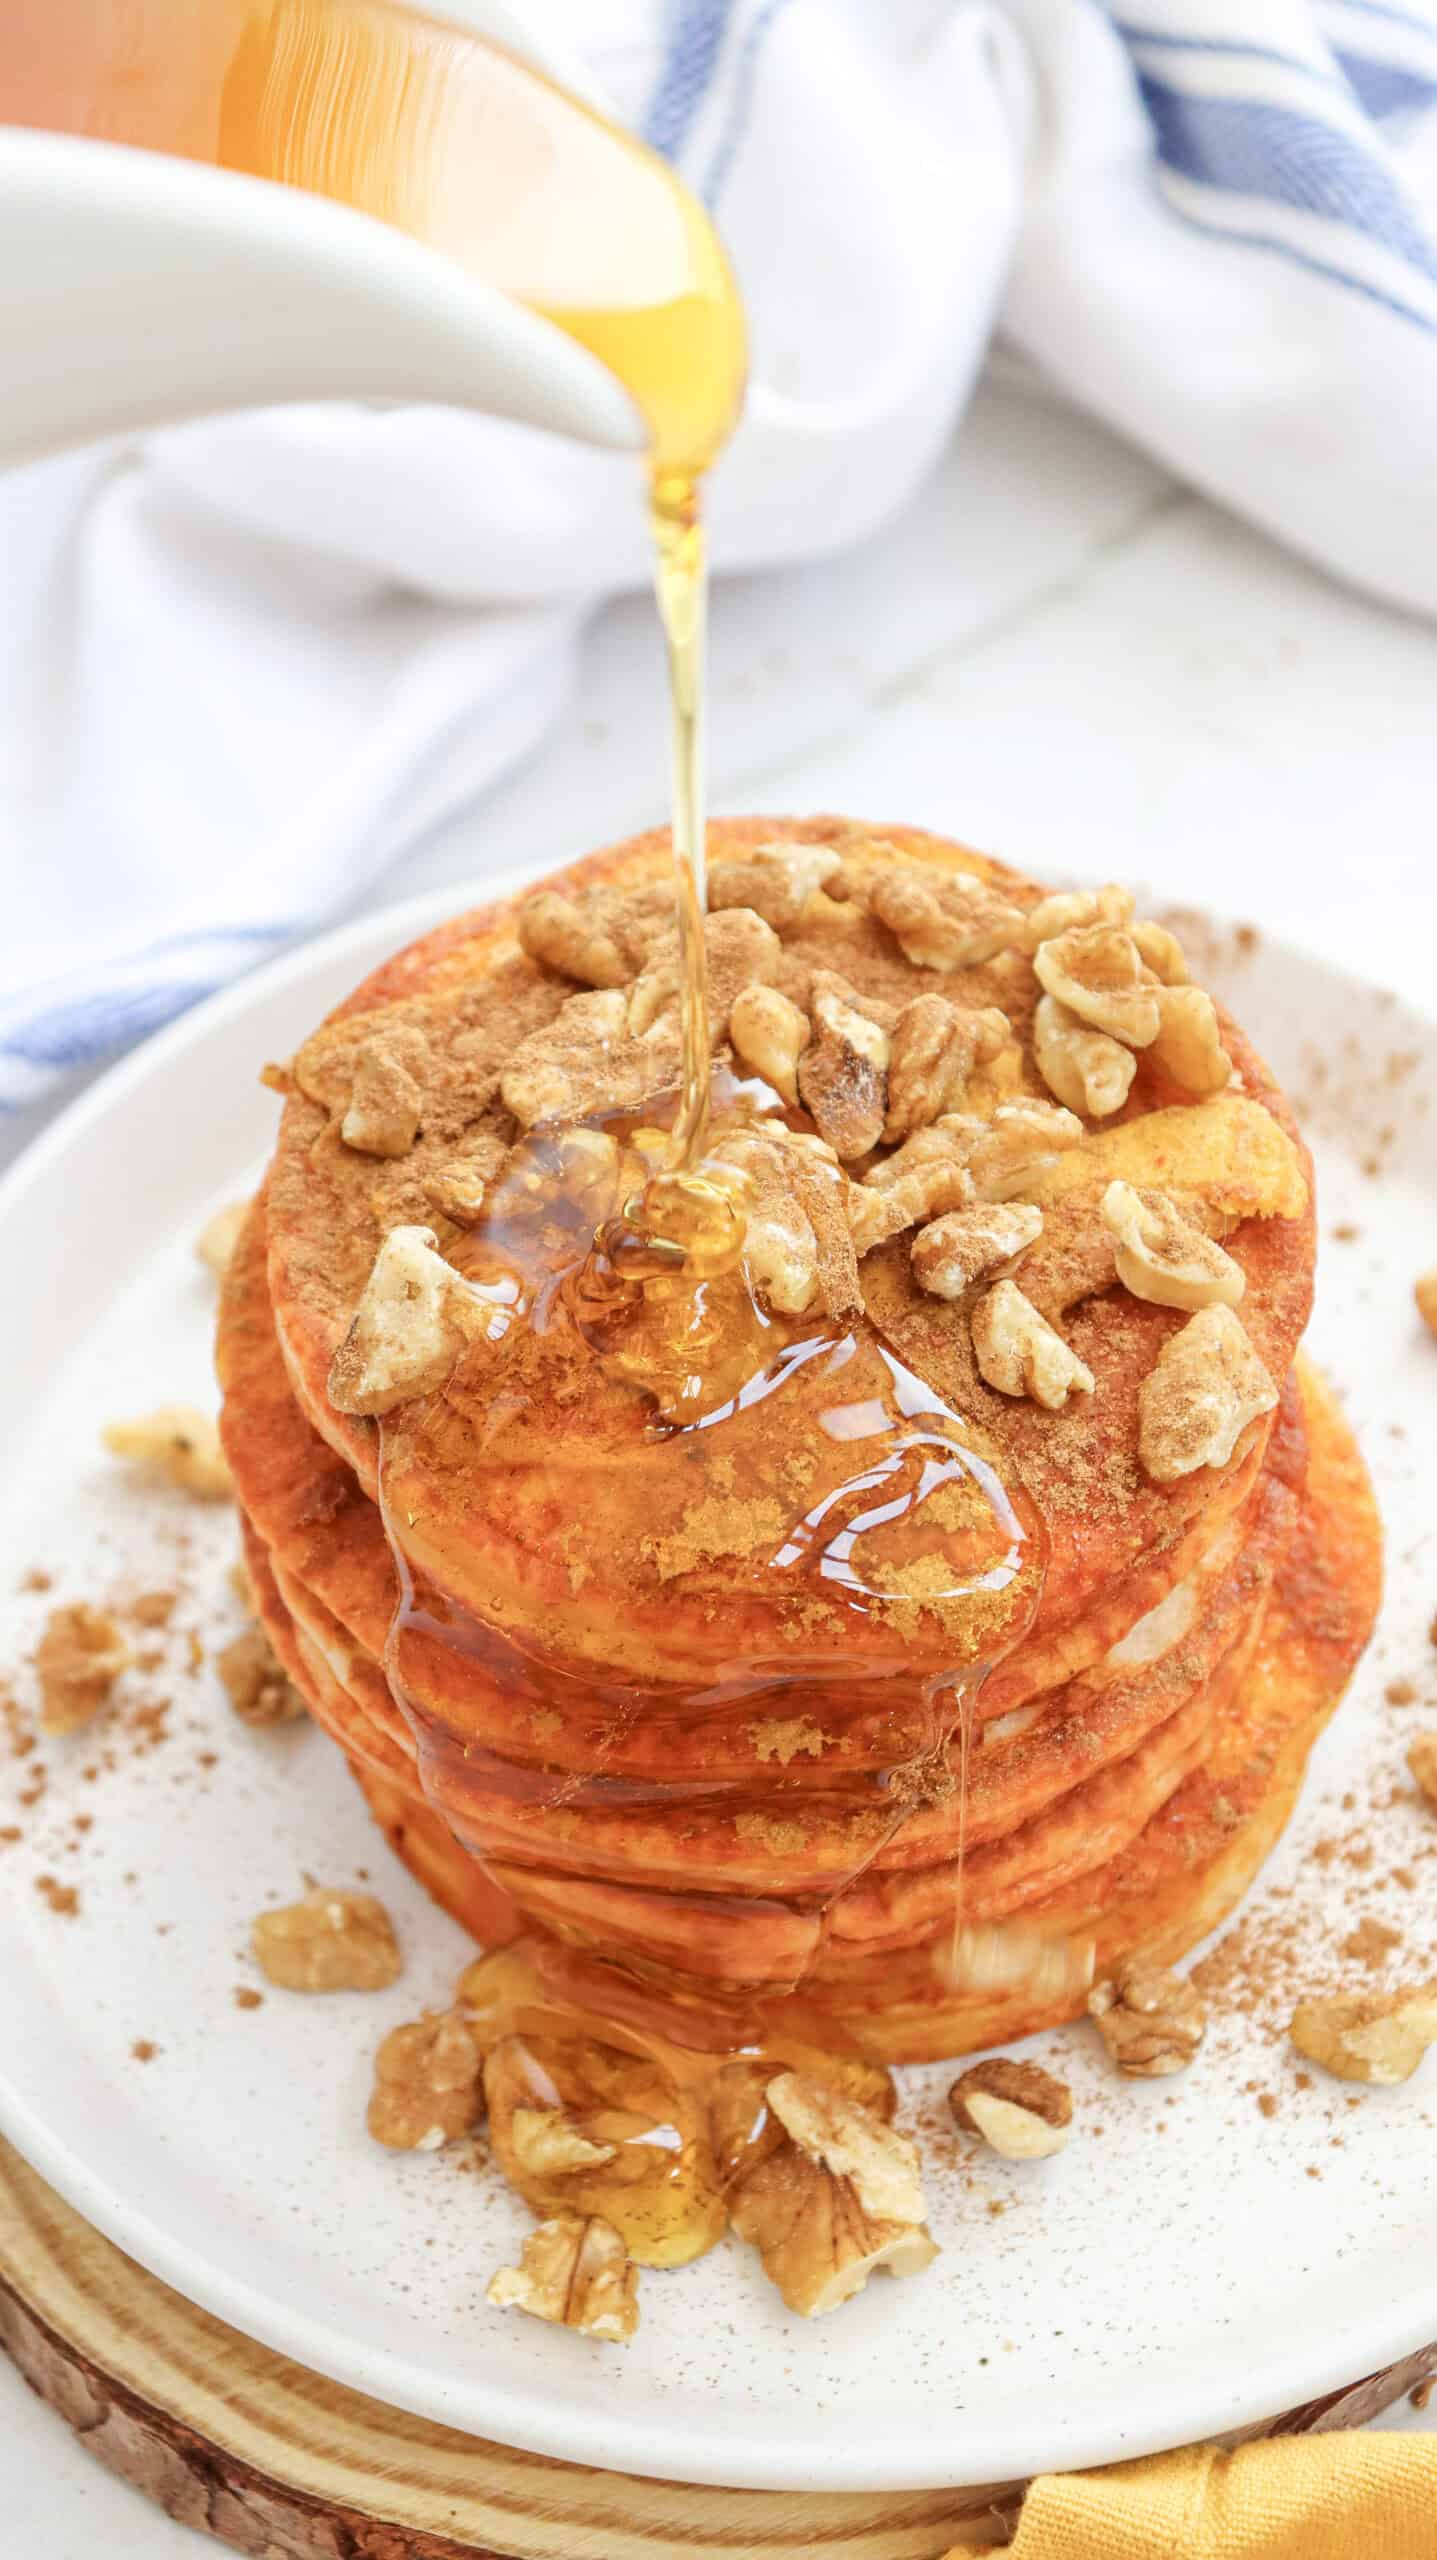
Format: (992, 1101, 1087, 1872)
(6, 375, 1437, 2547)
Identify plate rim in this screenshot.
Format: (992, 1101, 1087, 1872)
(1, 873, 1434, 2493)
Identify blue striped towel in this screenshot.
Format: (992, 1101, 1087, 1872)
(5, 0, 1437, 1116)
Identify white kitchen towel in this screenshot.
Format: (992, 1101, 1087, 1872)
(5, 0, 1437, 1109)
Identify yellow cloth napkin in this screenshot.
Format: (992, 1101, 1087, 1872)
(987, 2434, 1437, 2559)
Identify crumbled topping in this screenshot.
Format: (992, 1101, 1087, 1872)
(1407, 1732, 1437, 1809)
(1149, 984, 1233, 1096)
(847, 1123, 976, 1254)
(728, 982, 810, 1104)
(1101, 1180, 1245, 1312)
(949, 2057, 1073, 2158)
(518, 882, 670, 988)
(1032, 925, 1162, 1049)
(884, 997, 1010, 1142)
(1289, 1983, 1437, 2086)
(103, 1407, 233, 1502)
(216, 1623, 306, 1728)
(367, 2010, 481, 2149)
(712, 1126, 860, 1318)
(871, 867, 1025, 970)
(627, 909, 784, 1041)
(970, 1279, 1095, 1411)
(1137, 1304, 1277, 1483)
(486, 2215, 639, 2342)
(797, 972, 891, 1159)
(340, 1039, 423, 1158)
(195, 1201, 247, 1279)
(423, 1133, 508, 1228)
(911, 1201, 1043, 1301)
(707, 840, 841, 932)
(728, 2072, 937, 2318)
(327, 1226, 483, 1418)
(964, 1099, 1085, 1202)
(509, 2107, 619, 2177)
(501, 988, 656, 1127)
(1089, 1962, 1207, 2075)
(35, 1604, 131, 1735)
(1417, 1268, 1437, 1340)
(1032, 993, 1136, 1121)
(251, 1886, 401, 1992)
(1016, 884, 1135, 951)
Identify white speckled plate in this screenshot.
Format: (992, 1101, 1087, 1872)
(0, 875, 1434, 2494)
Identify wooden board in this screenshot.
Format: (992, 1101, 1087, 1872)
(2, 2135, 1432, 2560)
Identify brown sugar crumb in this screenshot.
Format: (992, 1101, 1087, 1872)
(21, 1568, 52, 1593)
(1332, 1222, 1361, 1243)
(0, 1826, 20, 1847)
(1341, 1918, 1401, 1968)
(35, 1603, 132, 1735)
(233, 1986, 264, 2011)
(130, 1589, 177, 1628)
(1256, 2092, 1279, 2120)
(35, 1875, 78, 1917)
(1386, 1680, 1418, 1708)
(130, 2039, 159, 2063)
(185, 1630, 204, 1676)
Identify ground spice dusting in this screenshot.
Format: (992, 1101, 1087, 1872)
(1386, 1679, 1418, 1707)
(34, 1875, 78, 1917)
(234, 1987, 264, 2011)
(131, 2039, 158, 2063)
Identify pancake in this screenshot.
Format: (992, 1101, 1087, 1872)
(217, 815, 1379, 2061)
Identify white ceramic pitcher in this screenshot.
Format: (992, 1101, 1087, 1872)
(0, 0, 646, 471)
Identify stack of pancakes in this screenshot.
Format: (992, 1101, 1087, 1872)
(218, 820, 1381, 2061)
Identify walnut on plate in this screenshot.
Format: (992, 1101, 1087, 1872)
(949, 2057, 1073, 2159)
(871, 866, 1026, 970)
(368, 2010, 482, 2149)
(707, 840, 841, 933)
(195, 1200, 247, 1279)
(327, 1225, 484, 1418)
(486, 2214, 639, 2342)
(971, 1280, 1094, 1412)
(1137, 1304, 1277, 1484)
(911, 1201, 1043, 1302)
(1089, 1961, 1207, 2076)
(1289, 1982, 1437, 2086)
(35, 1603, 131, 1735)
(216, 1623, 306, 1728)
(728, 2070, 937, 2318)
(251, 1886, 401, 1992)
(102, 1406, 232, 1501)
(1100, 1180, 1245, 1312)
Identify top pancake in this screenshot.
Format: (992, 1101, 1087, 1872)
(260, 819, 1315, 1693)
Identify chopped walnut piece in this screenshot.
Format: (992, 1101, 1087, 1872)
(628, 909, 784, 1042)
(971, 1280, 1094, 1412)
(1149, 984, 1232, 1096)
(1033, 925, 1162, 1050)
(368, 2011, 481, 2150)
(1130, 920, 1190, 986)
(871, 867, 1026, 970)
(911, 1202, 1043, 1301)
(251, 1886, 401, 1992)
(1289, 1983, 1437, 2086)
(949, 2058, 1073, 2159)
(1416, 1269, 1437, 1339)
(103, 1407, 233, 1502)
(1032, 993, 1137, 1122)
(35, 1604, 131, 1735)
(1101, 1181, 1245, 1312)
(518, 887, 632, 989)
(1407, 1732, 1437, 1809)
(340, 1040, 423, 1159)
(797, 973, 891, 1159)
(423, 1135, 508, 1228)
(713, 1126, 860, 1318)
(510, 2107, 619, 2177)
(883, 997, 1010, 1142)
(1138, 1304, 1277, 1484)
(195, 1201, 247, 1279)
(1089, 1961, 1207, 2076)
(846, 1124, 976, 1254)
(964, 1099, 1085, 1202)
(729, 2071, 937, 2318)
(500, 988, 635, 1126)
(1017, 884, 1135, 951)
(729, 982, 810, 1104)
(486, 2215, 639, 2343)
(216, 1624, 306, 1729)
(707, 841, 841, 932)
(327, 1226, 483, 1418)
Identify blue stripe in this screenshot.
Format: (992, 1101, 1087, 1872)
(1136, 73, 1437, 281)
(1145, 173, 1437, 332)
(2, 980, 220, 1071)
(1334, 46, 1437, 111)
(1324, 0, 1437, 34)
(1114, 22, 1343, 86)
(641, 0, 734, 160)
(702, 0, 798, 205)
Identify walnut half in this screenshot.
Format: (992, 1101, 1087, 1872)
(327, 1226, 484, 1418)
(971, 1280, 1094, 1412)
(728, 2071, 937, 2318)
(251, 1886, 401, 1993)
(1137, 1305, 1277, 1484)
(487, 2214, 639, 2342)
(35, 1603, 131, 1735)
(949, 2057, 1073, 2159)
(1101, 1180, 1245, 1312)
(1089, 1961, 1206, 2076)
(368, 2011, 482, 2149)
(1289, 1983, 1437, 2086)
(103, 1406, 233, 1501)
(911, 1202, 1042, 1302)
